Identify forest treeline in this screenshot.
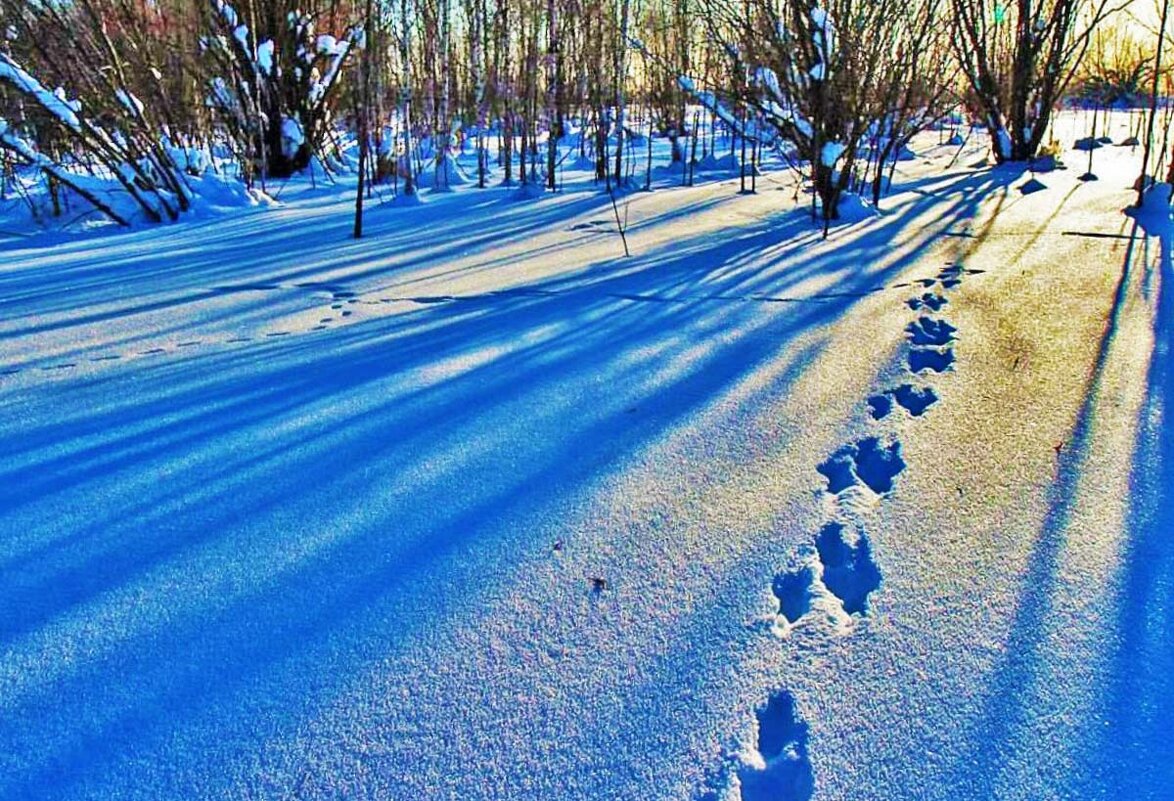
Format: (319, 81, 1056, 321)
(0, 0, 1154, 225)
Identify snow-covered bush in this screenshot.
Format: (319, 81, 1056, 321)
(951, 0, 1120, 162)
(0, 0, 223, 224)
(690, 0, 953, 222)
(201, 0, 364, 180)
(0, 52, 193, 225)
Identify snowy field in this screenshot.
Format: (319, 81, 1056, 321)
(1, 112, 1171, 800)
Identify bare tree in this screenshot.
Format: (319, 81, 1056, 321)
(951, 0, 1124, 162)
(692, 0, 954, 224)
(201, 0, 364, 181)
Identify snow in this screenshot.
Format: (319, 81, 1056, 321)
(994, 126, 1012, 160)
(317, 35, 343, 56)
(115, 89, 145, 116)
(216, 0, 238, 27)
(257, 40, 275, 75)
(0, 55, 82, 132)
(0, 113, 1170, 801)
(280, 116, 305, 158)
(417, 152, 472, 190)
(811, 5, 836, 74)
(826, 191, 877, 221)
(820, 140, 845, 167)
(755, 66, 784, 103)
(1125, 181, 1173, 237)
(678, 77, 772, 144)
(308, 31, 358, 104)
(0, 117, 46, 163)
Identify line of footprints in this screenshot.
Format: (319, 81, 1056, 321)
(3, 273, 977, 381)
(703, 262, 981, 801)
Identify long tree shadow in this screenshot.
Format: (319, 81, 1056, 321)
(945, 221, 1151, 798)
(1086, 229, 1174, 798)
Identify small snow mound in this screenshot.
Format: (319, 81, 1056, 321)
(832, 193, 879, 222)
(186, 175, 274, 217)
(652, 160, 686, 176)
(511, 182, 546, 201)
(1073, 136, 1103, 152)
(697, 152, 739, 172)
(418, 154, 471, 190)
(568, 154, 598, 172)
(1019, 178, 1047, 195)
(1125, 182, 1174, 237)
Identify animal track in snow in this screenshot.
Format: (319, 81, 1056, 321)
(737, 691, 815, 801)
(815, 523, 881, 615)
(868, 384, 938, 419)
(867, 393, 894, 419)
(906, 317, 956, 347)
(817, 437, 906, 495)
(890, 384, 938, 415)
(772, 564, 818, 626)
(907, 292, 948, 311)
(908, 347, 955, 374)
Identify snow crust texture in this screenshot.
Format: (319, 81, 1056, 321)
(703, 260, 977, 799)
(0, 117, 1171, 801)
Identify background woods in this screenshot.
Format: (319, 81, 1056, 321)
(0, 0, 1149, 226)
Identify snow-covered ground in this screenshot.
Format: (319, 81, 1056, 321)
(1, 113, 1170, 800)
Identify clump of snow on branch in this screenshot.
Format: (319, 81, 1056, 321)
(0, 54, 82, 131)
(811, 5, 836, 81)
(677, 76, 774, 144)
(821, 141, 846, 167)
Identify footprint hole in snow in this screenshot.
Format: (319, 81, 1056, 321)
(908, 347, 955, 374)
(816, 450, 857, 494)
(851, 437, 906, 494)
(906, 317, 957, 347)
(772, 564, 817, 625)
(867, 394, 893, 420)
(738, 691, 815, 801)
(890, 384, 938, 416)
(815, 523, 882, 615)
